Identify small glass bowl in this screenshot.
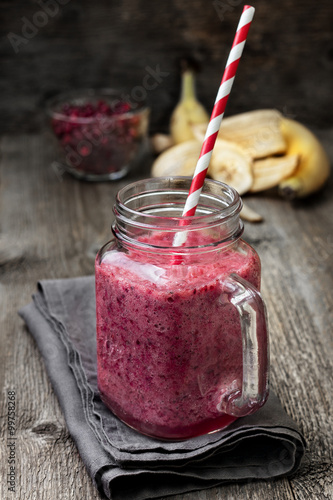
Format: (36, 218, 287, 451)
(46, 89, 150, 181)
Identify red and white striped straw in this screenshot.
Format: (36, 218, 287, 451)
(174, 5, 255, 247)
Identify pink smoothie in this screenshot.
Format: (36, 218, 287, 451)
(95, 233, 261, 439)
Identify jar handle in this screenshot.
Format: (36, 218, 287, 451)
(220, 273, 269, 417)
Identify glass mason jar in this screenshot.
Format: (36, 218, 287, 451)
(95, 177, 269, 440)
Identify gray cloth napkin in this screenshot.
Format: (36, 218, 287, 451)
(18, 276, 306, 500)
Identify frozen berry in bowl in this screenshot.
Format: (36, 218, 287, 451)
(46, 89, 150, 181)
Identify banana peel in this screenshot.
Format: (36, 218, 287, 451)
(170, 69, 209, 144)
(222, 109, 287, 159)
(278, 118, 330, 198)
(192, 109, 287, 159)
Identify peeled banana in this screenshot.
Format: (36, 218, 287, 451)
(250, 154, 299, 193)
(170, 69, 209, 144)
(240, 203, 263, 222)
(151, 140, 202, 178)
(209, 140, 253, 195)
(152, 106, 330, 207)
(278, 118, 330, 199)
(151, 134, 174, 154)
(151, 138, 253, 196)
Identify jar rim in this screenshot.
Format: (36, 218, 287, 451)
(46, 88, 149, 123)
(115, 176, 243, 229)
(113, 177, 244, 251)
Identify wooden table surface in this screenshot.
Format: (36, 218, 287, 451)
(1, 129, 332, 499)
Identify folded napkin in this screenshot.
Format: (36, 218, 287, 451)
(19, 277, 306, 500)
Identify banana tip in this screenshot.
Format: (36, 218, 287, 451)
(278, 185, 298, 200)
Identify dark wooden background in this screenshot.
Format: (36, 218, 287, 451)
(1, 1, 333, 500)
(1, 0, 333, 134)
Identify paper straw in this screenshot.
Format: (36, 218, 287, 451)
(173, 5, 255, 247)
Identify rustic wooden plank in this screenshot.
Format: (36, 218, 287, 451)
(0, 135, 102, 499)
(241, 131, 333, 500)
(1, 286, 101, 500)
(1, 131, 332, 499)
